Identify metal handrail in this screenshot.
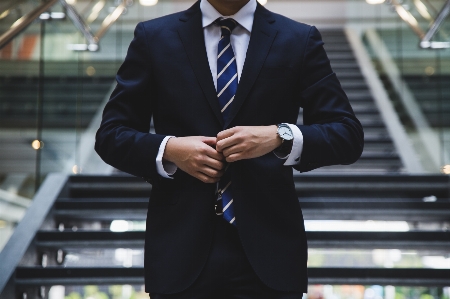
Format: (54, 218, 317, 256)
(391, 0, 426, 38)
(420, 0, 450, 48)
(0, 1, 23, 20)
(62, 0, 128, 52)
(60, 0, 99, 51)
(0, 0, 59, 50)
(0, 0, 128, 52)
(95, 1, 127, 41)
(66, 0, 128, 51)
(389, 0, 450, 49)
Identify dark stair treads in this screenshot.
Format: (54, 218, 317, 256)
(34, 230, 450, 250)
(13, 267, 450, 286)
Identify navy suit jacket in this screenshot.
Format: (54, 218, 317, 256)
(95, 1, 364, 294)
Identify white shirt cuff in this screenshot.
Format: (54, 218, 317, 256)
(284, 124, 303, 165)
(156, 136, 177, 179)
(273, 124, 303, 165)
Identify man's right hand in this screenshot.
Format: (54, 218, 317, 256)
(163, 136, 225, 183)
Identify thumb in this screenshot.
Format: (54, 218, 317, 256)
(202, 136, 217, 147)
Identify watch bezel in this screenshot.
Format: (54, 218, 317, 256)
(277, 123, 294, 142)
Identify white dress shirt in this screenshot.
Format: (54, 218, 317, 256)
(156, 0, 303, 178)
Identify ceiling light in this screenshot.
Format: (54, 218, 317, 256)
(140, 0, 158, 6)
(72, 165, 81, 174)
(366, 0, 385, 4)
(31, 140, 44, 150)
(39, 12, 50, 20)
(442, 165, 450, 174)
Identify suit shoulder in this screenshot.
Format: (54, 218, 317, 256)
(269, 11, 315, 34)
(139, 11, 184, 29)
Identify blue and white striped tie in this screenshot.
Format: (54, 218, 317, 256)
(216, 18, 238, 226)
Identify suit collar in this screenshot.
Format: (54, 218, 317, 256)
(178, 1, 224, 127)
(200, 0, 256, 33)
(178, 1, 277, 129)
(224, 3, 277, 128)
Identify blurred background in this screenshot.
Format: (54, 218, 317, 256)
(0, 0, 449, 298)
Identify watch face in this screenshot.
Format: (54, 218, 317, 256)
(278, 125, 294, 140)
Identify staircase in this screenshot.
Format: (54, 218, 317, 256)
(1, 174, 450, 298)
(302, 30, 404, 174)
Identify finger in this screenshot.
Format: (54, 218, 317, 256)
(203, 157, 225, 171)
(196, 170, 221, 183)
(202, 136, 217, 148)
(226, 153, 244, 163)
(199, 166, 224, 179)
(217, 127, 237, 142)
(195, 172, 217, 183)
(222, 144, 245, 158)
(203, 145, 225, 161)
(216, 134, 241, 152)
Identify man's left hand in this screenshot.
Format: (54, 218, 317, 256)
(216, 126, 282, 162)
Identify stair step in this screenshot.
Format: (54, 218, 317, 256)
(34, 231, 450, 250)
(14, 267, 450, 286)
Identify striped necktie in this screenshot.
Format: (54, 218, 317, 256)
(216, 18, 238, 226)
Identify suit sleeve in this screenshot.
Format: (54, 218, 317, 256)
(294, 26, 364, 172)
(95, 22, 166, 183)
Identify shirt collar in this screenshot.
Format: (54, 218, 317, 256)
(200, 0, 256, 33)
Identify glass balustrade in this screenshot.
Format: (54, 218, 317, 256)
(0, 0, 135, 252)
(348, 0, 450, 173)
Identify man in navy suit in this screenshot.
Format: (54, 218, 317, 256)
(95, 0, 364, 297)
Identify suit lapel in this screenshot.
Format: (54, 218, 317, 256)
(177, 2, 224, 127)
(224, 4, 277, 129)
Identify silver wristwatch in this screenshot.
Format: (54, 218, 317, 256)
(277, 123, 294, 143)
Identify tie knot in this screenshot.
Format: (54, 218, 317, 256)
(216, 18, 237, 37)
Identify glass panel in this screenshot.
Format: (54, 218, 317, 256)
(350, 0, 450, 173)
(0, 6, 43, 252)
(39, 0, 122, 182)
(0, 0, 131, 252)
